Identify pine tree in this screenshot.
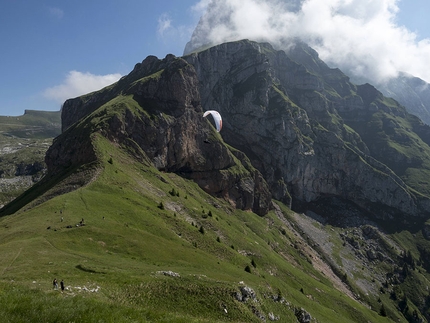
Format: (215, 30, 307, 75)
(199, 226, 205, 234)
(380, 304, 387, 317)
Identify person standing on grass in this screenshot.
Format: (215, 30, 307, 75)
(60, 279, 65, 292)
(53, 278, 58, 290)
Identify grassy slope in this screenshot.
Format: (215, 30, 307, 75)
(0, 134, 395, 323)
(0, 110, 61, 139)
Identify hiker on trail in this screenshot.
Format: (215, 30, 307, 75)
(53, 278, 58, 290)
(60, 279, 65, 292)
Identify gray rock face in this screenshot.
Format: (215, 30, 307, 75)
(184, 40, 430, 219)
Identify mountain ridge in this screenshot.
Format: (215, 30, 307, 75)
(21, 39, 427, 228)
(3, 39, 430, 322)
(183, 40, 430, 222)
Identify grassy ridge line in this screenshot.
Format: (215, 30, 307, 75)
(0, 110, 60, 125)
(0, 135, 393, 322)
(0, 110, 60, 139)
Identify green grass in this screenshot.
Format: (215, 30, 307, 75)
(0, 134, 397, 322)
(0, 281, 222, 323)
(0, 110, 60, 139)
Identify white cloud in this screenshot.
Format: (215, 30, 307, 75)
(189, 0, 430, 84)
(157, 13, 172, 38)
(191, 0, 212, 16)
(43, 71, 122, 104)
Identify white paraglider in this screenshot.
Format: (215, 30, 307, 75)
(203, 110, 222, 132)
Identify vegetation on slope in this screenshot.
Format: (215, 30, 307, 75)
(0, 110, 61, 139)
(4, 41, 430, 322)
(0, 134, 394, 323)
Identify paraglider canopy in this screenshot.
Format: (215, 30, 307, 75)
(203, 110, 222, 132)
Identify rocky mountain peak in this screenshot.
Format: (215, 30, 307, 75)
(184, 40, 430, 221)
(53, 52, 272, 215)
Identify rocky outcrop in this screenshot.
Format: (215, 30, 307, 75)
(295, 308, 312, 323)
(54, 54, 272, 215)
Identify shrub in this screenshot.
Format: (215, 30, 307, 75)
(199, 226, 205, 234)
(251, 259, 257, 268)
(277, 288, 282, 301)
(342, 273, 348, 282)
(380, 304, 387, 317)
(245, 265, 252, 273)
(169, 188, 179, 197)
(157, 202, 164, 210)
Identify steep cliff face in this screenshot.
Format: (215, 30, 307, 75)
(52, 54, 271, 215)
(184, 40, 430, 220)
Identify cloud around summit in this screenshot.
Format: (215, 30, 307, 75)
(41, 0, 430, 109)
(186, 0, 430, 84)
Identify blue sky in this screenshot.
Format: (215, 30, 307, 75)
(0, 0, 429, 116)
(0, 0, 200, 116)
(397, 0, 429, 41)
